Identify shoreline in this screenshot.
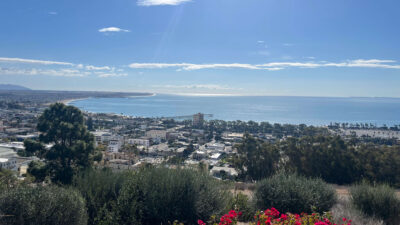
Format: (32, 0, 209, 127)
(60, 98, 90, 105)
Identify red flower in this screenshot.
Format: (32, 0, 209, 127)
(197, 219, 205, 225)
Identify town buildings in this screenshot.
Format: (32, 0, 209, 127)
(193, 113, 204, 127)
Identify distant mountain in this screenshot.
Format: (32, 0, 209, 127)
(0, 84, 31, 91)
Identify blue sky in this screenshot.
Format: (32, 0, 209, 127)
(0, 0, 399, 97)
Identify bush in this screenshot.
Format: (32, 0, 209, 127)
(227, 192, 254, 222)
(331, 196, 384, 225)
(350, 182, 400, 224)
(116, 167, 230, 224)
(0, 185, 87, 225)
(198, 209, 352, 225)
(73, 168, 127, 225)
(254, 173, 336, 214)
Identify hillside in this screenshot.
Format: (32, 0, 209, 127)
(0, 84, 31, 90)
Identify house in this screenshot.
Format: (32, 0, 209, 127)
(206, 143, 225, 152)
(126, 138, 150, 148)
(0, 158, 17, 170)
(146, 130, 167, 142)
(108, 139, 122, 153)
(192, 150, 207, 160)
(210, 166, 238, 178)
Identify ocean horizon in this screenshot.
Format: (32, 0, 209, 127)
(69, 94, 400, 126)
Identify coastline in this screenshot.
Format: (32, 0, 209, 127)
(60, 98, 89, 105)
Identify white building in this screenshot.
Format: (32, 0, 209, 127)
(0, 158, 17, 170)
(146, 130, 167, 141)
(0, 142, 25, 150)
(93, 130, 112, 145)
(126, 138, 150, 148)
(108, 139, 122, 153)
(192, 150, 207, 160)
(206, 143, 225, 152)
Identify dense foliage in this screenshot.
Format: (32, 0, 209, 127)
(0, 185, 87, 225)
(73, 169, 126, 225)
(232, 134, 280, 181)
(227, 192, 254, 222)
(233, 134, 400, 187)
(350, 182, 400, 224)
(20, 103, 96, 184)
(116, 167, 230, 225)
(254, 173, 337, 214)
(203, 120, 328, 138)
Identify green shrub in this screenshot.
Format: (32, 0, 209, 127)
(331, 196, 384, 225)
(350, 182, 400, 224)
(0, 185, 87, 225)
(227, 192, 254, 222)
(116, 167, 230, 225)
(254, 173, 336, 214)
(73, 168, 127, 225)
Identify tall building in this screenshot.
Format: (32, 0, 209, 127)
(193, 113, 204, 127)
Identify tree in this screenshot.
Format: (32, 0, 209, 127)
(232, 134, 280, 181)
(22, 103, 96, 184)
(0, 169, 17, 191)
(87, 116, 94, 131)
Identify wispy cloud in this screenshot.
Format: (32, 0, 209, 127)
(153, 84, 241, 90)
(0, 57, 126, 78)
(137, 0, 191, 6)
(0, 67, 86, 77)
(98, 27, 130, 33)
(2, 56, 400, 78)
(94, 71, 128, 78)
(85, 65, 112, 71)
(129, 63, 271, 70)
(128, 59, 400, 71)
(0, 57, 73, 66)
(48, 12, 58, 15)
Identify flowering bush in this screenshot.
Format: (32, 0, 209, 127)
(197, 209, 353, 225)
(197, 210, 242, 225)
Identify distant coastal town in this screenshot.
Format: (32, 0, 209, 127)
(1, 89, 400, 179)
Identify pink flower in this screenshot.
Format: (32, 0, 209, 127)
(197, 219, 205, 225)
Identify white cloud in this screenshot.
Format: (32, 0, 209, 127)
(97, 72, 128, 78)
(128, 59, 400, 71)
(0, 57, 73, 66)
(129, 63, 270, 71)
(183, 63, 261, 71)
(0, 66, 128, 78)
(257, 41, 264, 44)
(153, 84, 241, 90)
(129, 63, 189, 69)
(48, 12, 58, 15)
(137, 0, 191, 6)
(0, 57, 123, 77)
(0, 67, 85, 77)
(86, 65, 112, 70)
(98, 27, 130, 33)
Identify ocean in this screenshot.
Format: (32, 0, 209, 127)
(69, 94, 400, 126)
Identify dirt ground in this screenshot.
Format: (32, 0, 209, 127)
(233, 182, 400, 198)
